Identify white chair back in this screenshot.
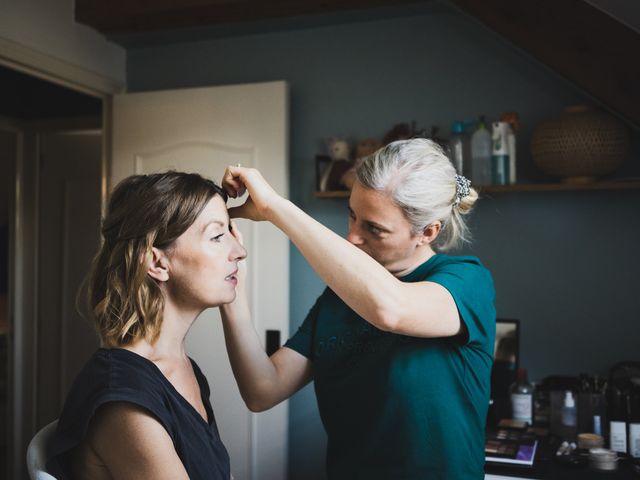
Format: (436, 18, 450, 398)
(26, 419, 58, 480)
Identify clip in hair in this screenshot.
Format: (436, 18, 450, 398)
(454, 174, 471, 205)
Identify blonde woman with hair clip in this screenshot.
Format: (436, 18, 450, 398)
(47, 172, 245, 479)
(220, 138, 496, 480)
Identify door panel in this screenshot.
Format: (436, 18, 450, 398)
(112, 81, 289, 480)
(37, 132, 102, 425)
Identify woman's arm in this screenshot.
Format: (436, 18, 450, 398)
(219, 223, 313, 412)
(73, 402, 189, 480)
(222, 166, 461, 338)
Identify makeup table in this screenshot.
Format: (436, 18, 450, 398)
(485, 436, 640, 479)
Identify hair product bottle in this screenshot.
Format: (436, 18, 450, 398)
(470, 116, 492, 186)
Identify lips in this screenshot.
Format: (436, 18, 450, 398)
(225, 269, 238, 285)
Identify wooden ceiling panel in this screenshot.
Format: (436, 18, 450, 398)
(450, 0, 640, 126)
(75, 0, 423, 34)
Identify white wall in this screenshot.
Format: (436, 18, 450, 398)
(0, 0, 125, 86)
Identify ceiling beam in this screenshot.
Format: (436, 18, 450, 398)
(75, 0, 424, 34)
(450, 0, 640, 126)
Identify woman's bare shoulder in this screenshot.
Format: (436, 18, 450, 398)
(71, 401, 189, 480)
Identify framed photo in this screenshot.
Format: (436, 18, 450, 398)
(315, 155, 352, 192)
(315, 155, 331, 191)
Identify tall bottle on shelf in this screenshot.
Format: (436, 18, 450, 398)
(449, 120, 469, 175)
(491, 121, 510, 185)
(470, 116, 492, 186)
(500, 111, 519, 185)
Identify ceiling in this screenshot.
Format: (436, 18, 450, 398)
(75, 0, 640, 39)
(74, 0, 640, 127)
(75, 0, 427, 39)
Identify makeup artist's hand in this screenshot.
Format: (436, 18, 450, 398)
(222, 166, 285, 222)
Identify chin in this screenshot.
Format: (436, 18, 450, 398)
(220, 290, 237, 305)
(204, 293, 236, 309)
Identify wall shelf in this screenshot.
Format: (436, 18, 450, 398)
(479, 180, 640, 193)
(314, 190, 350, 198)
(314, 179, 640, 198)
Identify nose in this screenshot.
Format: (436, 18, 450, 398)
(346, 224, 364, 246)
(231, 236, 247, 261)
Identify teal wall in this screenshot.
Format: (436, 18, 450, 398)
(126, 4, 640, 478)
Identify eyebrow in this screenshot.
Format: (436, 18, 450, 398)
(201, 220, 225, 233)
(348, 206, 392, 233)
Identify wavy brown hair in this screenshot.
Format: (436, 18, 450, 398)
(87, 171, 227, 347)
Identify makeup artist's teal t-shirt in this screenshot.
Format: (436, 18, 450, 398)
(285, 254, 496, 480)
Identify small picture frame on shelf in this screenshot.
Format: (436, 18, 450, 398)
(315, 155, 331, 191)
(315, 154, 352, 192)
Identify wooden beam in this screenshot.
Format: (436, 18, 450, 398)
(450, 0, 640, 126)
(75, 0, 424, 34)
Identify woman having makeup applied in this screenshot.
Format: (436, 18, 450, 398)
(47, 172, 244, 479)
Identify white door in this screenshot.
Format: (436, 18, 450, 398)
(111, 81, 289, 480)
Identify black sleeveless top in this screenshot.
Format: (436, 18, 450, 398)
(47, 348, 231, 479)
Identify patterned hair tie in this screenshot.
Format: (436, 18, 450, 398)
(454, 174, 471, 206)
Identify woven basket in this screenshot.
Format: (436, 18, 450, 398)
(531, 106, 629, 183)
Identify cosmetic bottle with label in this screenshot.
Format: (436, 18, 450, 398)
(491, 121, 510, 185)
(608, 384, 628, 453)
(629, 388, 640, 458)
(511, 368, 534, 425)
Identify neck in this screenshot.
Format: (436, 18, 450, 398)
(390, 245, 436, 278)
(124, 299, 201, 364)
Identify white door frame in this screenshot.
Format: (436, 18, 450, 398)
(0, 40, 120, 479)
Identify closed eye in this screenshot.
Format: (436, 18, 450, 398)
(211, 233, 224, 242)
(367, 224, 382, 235)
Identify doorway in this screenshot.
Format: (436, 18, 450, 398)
(0, 127, 15, 476)
(0, 64, 103, 480)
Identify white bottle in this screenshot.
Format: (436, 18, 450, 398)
(470, 117, 492, 186)
(449, 121, 469, 175)
(561, 391, 577, 440)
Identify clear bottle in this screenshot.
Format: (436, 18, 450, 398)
(561, 390, 577, 441)
(470, 116, 492, 186)
(511, 368, 534, 424)
(448, 120, 469, 175)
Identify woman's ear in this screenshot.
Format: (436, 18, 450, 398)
(147, 247, 170, 282)
(419, 221, 442, 245)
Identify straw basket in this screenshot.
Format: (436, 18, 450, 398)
(531, 106, 629, 183)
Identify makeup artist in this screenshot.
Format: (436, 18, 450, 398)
(220, 138, 496, 479)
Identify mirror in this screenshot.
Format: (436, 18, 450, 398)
(489, 319, 520, 423)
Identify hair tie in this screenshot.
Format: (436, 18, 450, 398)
(454, 174, 471, 206)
